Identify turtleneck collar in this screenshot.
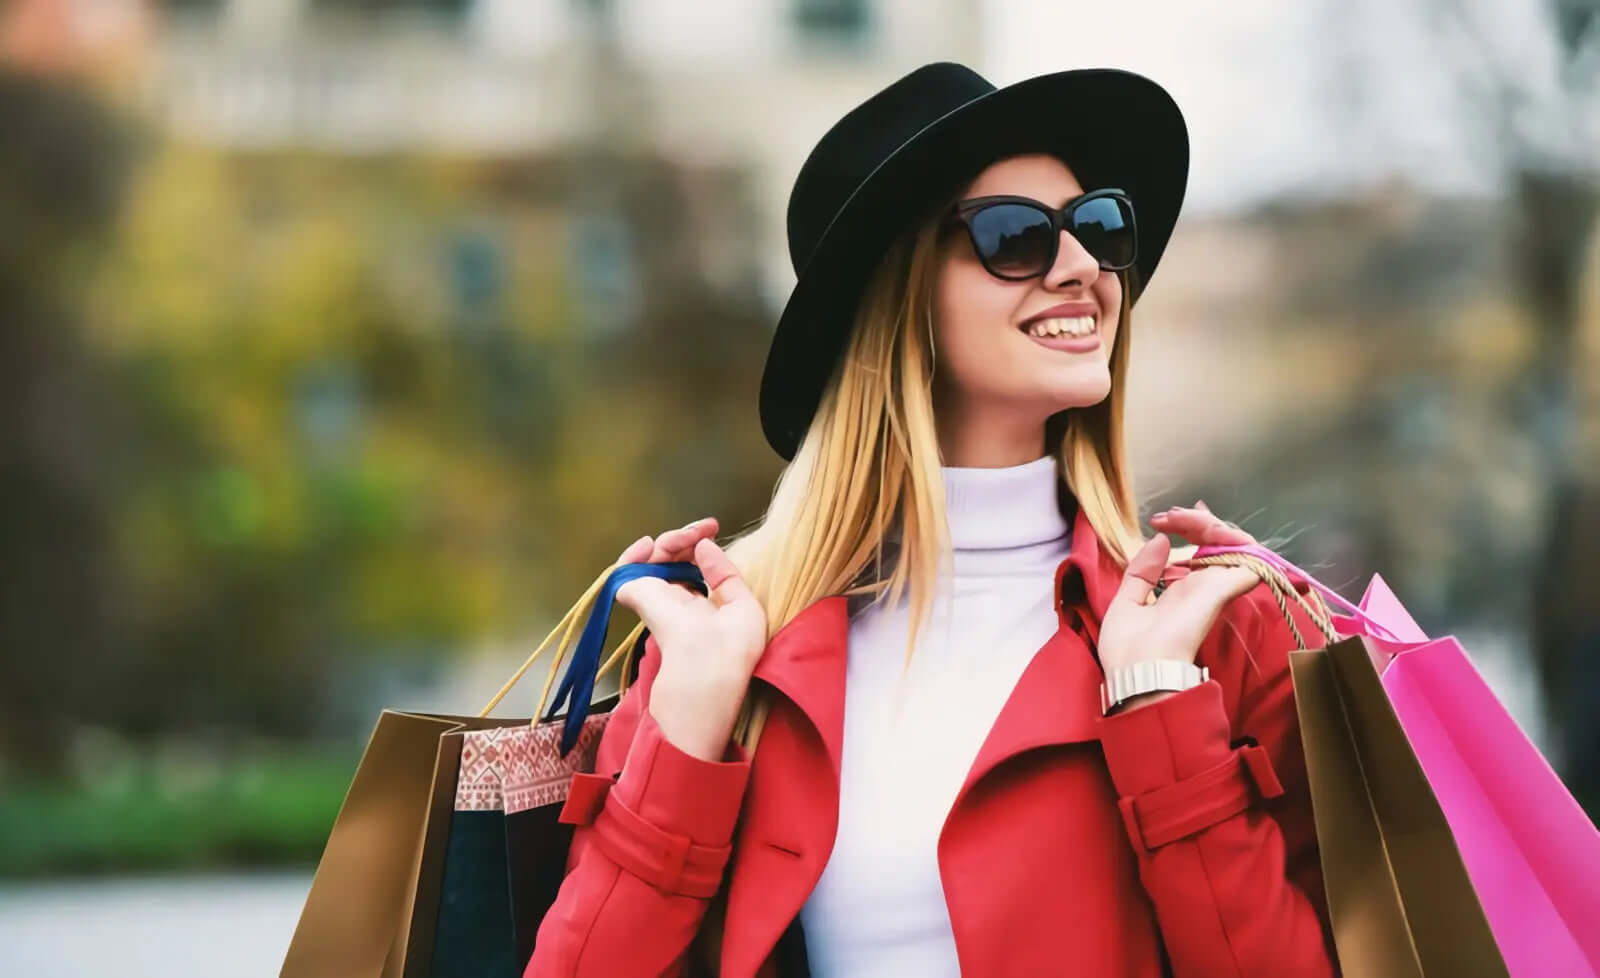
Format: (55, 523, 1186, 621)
(942, 454, 1073, 551)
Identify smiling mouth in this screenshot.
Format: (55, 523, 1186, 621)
(1020, 315, 1097, 339)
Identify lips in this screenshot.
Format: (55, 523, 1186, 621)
(1018, 301, 1100, 331)
(1023, 326, 1101, 353)
(1022, 315, 1096, 338)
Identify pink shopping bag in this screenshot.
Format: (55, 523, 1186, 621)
(1195, 544, 1600, 978)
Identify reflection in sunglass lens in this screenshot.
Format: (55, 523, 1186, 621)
(968, 203, 1056, 278)
(1070, 196, 1135, 270)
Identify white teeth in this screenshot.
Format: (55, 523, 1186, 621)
(1028, 316, 1096, 338)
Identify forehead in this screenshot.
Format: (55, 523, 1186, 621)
(961, 153, 1085, 206)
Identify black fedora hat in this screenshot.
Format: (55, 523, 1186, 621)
(759, 61, 1189, 461)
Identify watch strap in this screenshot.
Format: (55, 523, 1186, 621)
(1101, 660, 1210, 716)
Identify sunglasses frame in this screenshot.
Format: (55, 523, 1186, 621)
(948, 187, 1139, 280)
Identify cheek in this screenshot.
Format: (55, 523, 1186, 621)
(935, 262, 1013, 354)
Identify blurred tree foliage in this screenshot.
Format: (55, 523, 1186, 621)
(1, 70, 778, 777)
(2, 69, 135, 777)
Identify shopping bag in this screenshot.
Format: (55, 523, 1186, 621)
(427, 712, 612, 978)
(281, 560, 707, 978)
(1196, 544, 1600, 978)
(1187, 547, 1508, 977)
(1347, 575, 1600, 977)
(428, 561, 709, 978)
(277, 708, 527, 978)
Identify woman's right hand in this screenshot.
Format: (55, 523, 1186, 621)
(611, 517, 768, 762)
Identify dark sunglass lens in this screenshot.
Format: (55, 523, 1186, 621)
(1070, 196, 1136, 269)
(969, 203, 1055, 277)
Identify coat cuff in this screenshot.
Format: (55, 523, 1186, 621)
(1097, 680, 1286, 851)
(1097, 679, 1234, 797)
(611, 706, 751, 849)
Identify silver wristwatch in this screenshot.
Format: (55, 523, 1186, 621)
(1100, 660, 1210, 716)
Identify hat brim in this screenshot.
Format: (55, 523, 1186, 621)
(760, 67, 1189, 461)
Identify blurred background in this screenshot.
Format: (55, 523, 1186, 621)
(1, 0, 1597, 974)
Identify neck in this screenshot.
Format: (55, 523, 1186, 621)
(932, 391, 1051, 466)
(942, 453, 1072, 551)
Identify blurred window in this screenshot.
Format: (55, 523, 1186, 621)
(294, 359, 364, 457)
(570, 209, 639, 337)
(793, 0, 871, 43)
(449, 228, 506, 325)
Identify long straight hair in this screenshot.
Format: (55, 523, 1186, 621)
(722, 192, 1147, 666)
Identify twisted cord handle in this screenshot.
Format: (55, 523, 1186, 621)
(1183, 550, 1339, 651)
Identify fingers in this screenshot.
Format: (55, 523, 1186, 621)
(1173, 563, 1262, 608)
(612, 536, 755, 638)
(649, 517, 719, 563)
(614, 574, 693, 631)
(616, 534, 654, 566)
(1113, 533, 1171, 608)
(1149, 502, 1255, 547)
(692, 537, 757, 607)
(615, 517, 720, 568)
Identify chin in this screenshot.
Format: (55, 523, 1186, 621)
(1047, 375, 1112, 409)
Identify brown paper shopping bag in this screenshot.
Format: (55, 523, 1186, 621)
(1190, 548, 1508, 977)
(1290, 637, 1508, 978)
(278, 709, 534, 978)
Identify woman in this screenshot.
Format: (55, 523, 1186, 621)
(528, 62, 1338, 978)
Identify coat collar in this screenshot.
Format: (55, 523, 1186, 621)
(749, 499, 1126, 788)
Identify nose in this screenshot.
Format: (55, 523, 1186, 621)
(1042, 228, 1099, 292)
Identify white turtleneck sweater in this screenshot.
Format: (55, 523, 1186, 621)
(797, 454, 1076, 977)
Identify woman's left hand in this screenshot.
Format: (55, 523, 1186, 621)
(1096, 502, 1261, 683)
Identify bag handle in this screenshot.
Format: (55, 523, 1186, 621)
(476, 561, 703, 754)
(477, 560, 771, 758)
(1180, 548, 1341, 651)
(479, 562, 620, 720)
(544, 562, 711, 753)
(1191, 543, 1407, 643)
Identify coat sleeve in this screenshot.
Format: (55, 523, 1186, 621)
(1095, 579, 1340, 978)
(525, 634, 752, 978)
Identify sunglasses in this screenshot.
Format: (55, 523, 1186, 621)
(948, 188, 1138, 280)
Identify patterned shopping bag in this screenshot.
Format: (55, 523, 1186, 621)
(427, 713, 612, 978)
(281, 560, 706, 978)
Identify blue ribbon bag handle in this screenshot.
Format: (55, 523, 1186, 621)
(542, 561, 707, 755)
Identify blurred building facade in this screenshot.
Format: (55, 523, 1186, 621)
(145, 0, 983, 306)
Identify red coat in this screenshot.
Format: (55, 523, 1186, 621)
(528, 503, 1340, 977)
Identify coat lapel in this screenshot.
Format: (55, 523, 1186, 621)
(1058, 497, 1126, 646)
(948, 501, 1122, 809)
(750, 594, 849, 781)
(723, 599, 849, 978)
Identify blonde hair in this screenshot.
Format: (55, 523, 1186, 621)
(722, 194, 1147, 669)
